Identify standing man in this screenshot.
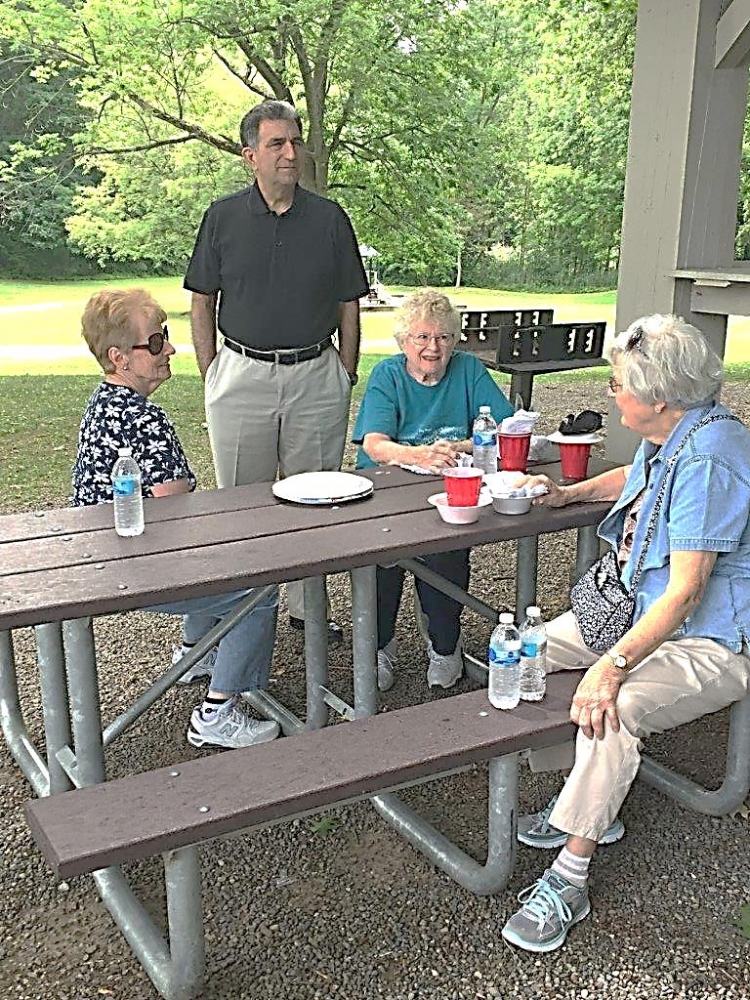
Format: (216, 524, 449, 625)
(185, 100, 369, 643)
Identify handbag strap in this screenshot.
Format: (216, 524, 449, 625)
(627, 411, 740, 589)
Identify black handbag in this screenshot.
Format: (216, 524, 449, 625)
(570, 412, 739, 653)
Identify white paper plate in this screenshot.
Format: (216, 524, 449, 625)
(545, 431, 603, 445)
(272, 471, 374, 505)
(428, 492, 493, 510)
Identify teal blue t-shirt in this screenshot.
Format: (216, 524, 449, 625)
(352, 351, 513, 468)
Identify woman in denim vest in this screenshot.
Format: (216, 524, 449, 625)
(501, 313, 750, 953)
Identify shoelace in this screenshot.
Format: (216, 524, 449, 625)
(532, 794, 559, 833)
(517, 876, 573, 930)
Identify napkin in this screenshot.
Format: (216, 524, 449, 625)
(500, 409, 540, 435)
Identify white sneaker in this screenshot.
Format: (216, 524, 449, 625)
(172, 644, 217, 684)
(426, 635, 464, 689)
(187, 697, 280, 749)
(377, 639, 397, 692)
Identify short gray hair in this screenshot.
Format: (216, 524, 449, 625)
(240, 101, 302, 150)
(610, 313, 723, 407)
(393, 289, 461, 347)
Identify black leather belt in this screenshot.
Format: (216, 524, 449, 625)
(223, 335, 332, 365)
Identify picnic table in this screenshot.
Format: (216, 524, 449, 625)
(5, 462, 747, 998)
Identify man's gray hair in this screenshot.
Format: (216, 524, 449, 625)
(393, 289, 461, 346)
(610, 313, 724, 407)
(240, 100, 302, 150)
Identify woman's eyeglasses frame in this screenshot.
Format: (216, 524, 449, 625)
(608, 375, 624, 393)
(131, 324, 170, 356)
(408, 332, 453, 346)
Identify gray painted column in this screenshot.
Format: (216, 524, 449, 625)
(612, 0, 749, 463)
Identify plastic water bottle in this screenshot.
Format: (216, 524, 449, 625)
(472, 405, 498, 475)
(488, 612, 521, 710)
(111, 447, 144, 537)
(519, 605, 547, 702)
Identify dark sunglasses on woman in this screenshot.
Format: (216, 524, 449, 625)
(131, 325, 169, 356)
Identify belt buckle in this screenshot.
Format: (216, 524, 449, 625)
(277, 350, 295, 365)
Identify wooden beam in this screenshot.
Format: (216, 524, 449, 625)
(716, 0, 750, 68)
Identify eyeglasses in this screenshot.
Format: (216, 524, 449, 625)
(131, 325, 169, 356)
(408, 332, 453, 346)
(608, 376, 624, 393)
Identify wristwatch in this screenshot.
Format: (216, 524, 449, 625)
(605, 650, 630, 672)
(348, 372, 359, 387)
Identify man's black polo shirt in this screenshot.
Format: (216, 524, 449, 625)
(184, 183, 369, 350)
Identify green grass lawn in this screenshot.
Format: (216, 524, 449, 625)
(3, 276, 750, 375)
(0, 278, 620, 374)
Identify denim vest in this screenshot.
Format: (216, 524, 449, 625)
(597, 402, 750, 652)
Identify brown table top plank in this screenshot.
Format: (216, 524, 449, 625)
(0, 477, 450, 578)
(0, 497, 610, 629)
(0, 467, 425, 545)
(27, 672, 581, 880)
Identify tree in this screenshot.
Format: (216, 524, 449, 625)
(1, 0, 502, 275)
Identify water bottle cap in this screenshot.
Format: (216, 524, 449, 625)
(526, 606, 541, 616)
(117, 447, 133, 457)
(498, 612, 514, 623)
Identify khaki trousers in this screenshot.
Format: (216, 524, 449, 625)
(205, 344, 352, 619)
(528, 611, 750, 842)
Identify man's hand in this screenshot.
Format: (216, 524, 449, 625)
(570, 661, 625, 739)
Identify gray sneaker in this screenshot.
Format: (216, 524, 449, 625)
(518, 794, 625, 849)
(502, 869, 591, 952)
(172, 644, 217, 684)
(426, 635, 464, 689)
(377, 639, 397, 692)
(187, 697, 280, 749)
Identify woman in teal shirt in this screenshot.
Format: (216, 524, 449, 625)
(352, 289, 513, 692)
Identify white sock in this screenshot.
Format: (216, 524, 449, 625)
(551, 846, 591, 888)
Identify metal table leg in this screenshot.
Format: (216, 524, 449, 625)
(351, 565, 378, 718)
(640, 692, 750, 816)
(372, 753, 518, 895)
(515, 536, 538, 614)
(63, 617, 105, 787)
(0, 630, 50, 796)
(37, 623, 74, 794)
(303, 576, 329, 730)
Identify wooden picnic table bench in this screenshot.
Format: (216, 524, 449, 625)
(25, 673, 581, 999)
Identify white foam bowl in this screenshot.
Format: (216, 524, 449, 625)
(428, 492, 493, 524)
(492, 494, 533, 516)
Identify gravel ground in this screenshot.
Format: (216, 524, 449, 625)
(2, 379, 749, 1000)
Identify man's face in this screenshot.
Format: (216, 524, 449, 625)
(242, 119, 303, 192)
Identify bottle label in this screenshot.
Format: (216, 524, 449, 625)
(521, 640, 539, 657)
(113, 476, 138, 498)
(473, 431, 497, 448)
(489, 646, 520, 666)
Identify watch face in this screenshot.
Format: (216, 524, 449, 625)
(612, 653, 627, 669)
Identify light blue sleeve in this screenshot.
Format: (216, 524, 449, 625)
(668, 456, 750, 551)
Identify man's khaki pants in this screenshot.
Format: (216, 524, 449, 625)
(205, 344, 352, 620)
(529, 612, 750, 842)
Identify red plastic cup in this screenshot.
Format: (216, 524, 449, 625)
(499, 433, 531, 473)
(442, 467, 483, 507)
(558, 441, 592, 481)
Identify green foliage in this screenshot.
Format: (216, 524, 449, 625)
(0, 0, 642, 288)
(308, 815, 340, 837)
(734, 903, 750, 939)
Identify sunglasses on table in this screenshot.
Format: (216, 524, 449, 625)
(131, 325, 170, 356)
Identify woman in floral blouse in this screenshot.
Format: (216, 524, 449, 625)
(73, 288, 279, 751)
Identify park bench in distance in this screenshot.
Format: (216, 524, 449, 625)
(26, 674, 580, 1000)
